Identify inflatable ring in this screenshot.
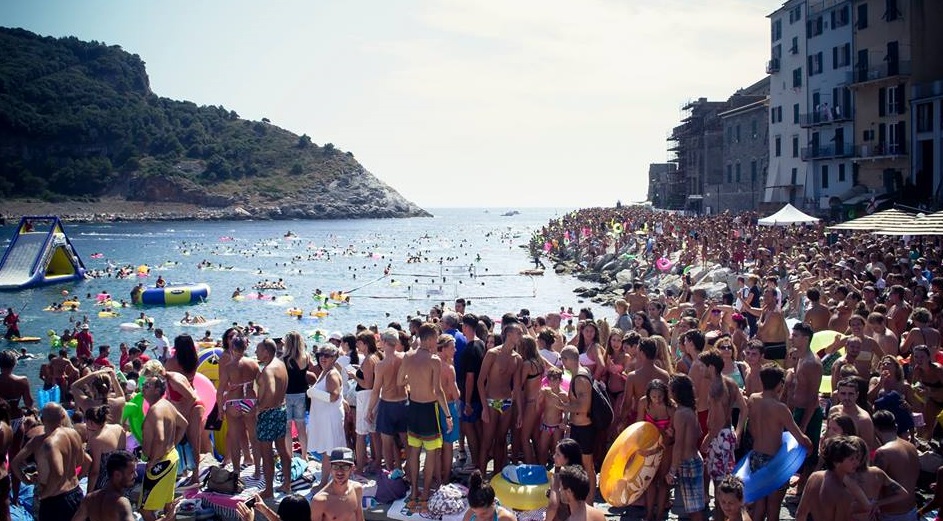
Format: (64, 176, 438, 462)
(612, 223, 624, 235)
(198, 348, 223, 369)
(656, 257, 673, 272)
(286, 309, 303, 317)
(600, 421, 663, 506)
(192, 373, 215, 423)
(122, 393, 146, 443)
(734, 431, 808, 504)
(682, 265, 694, 275)
(540, 371, 572, 392)
(491, 471, 550, 511)
(811, 330, 844, 355)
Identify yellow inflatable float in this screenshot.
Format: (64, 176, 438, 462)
(491, 471, 550, 511)
(98, 311, 120, 318)
(600, 421, 664, 507)
(197, 349, 228, 456)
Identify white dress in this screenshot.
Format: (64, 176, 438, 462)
(306, 370, 346, 455)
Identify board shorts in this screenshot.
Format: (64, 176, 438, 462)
(749, 451, 787, 495)
(697, 410, 709, 435)
(406, 400, 443, 451)
(38, 485, 83, 521)
(676, 456, 706, 514)
(285, 392, 306, 421)
(569, 423, 596, 455)
(439, 400, 460, 444)
(377, 399, 407, 436)
(793, 406, 824, 462)
(706, 427, 737, 483)
(139, 447, 179, 511)
(356, 389, 376, 435)
(256, 406, 287, 442)
(763, 342, 787, 364)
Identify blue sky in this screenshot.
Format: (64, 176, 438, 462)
(2, 0, 785, 208)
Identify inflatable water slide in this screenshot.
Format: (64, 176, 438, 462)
(0, 216, 86, 290)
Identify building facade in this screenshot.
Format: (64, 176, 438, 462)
(913, 80, 943, 205)
(714, 78, 771, 213)
(803, 0, 855, 209)
(647, 163, 678, 208)
(667, 98, 727, 214)
(766, 0, 810, 208)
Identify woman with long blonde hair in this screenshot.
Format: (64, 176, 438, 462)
(649, 335, 675, 374)
(282, 331, 316, 459)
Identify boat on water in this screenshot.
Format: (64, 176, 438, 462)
(501, 210, 520, 217)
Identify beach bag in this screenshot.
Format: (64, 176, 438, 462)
(204, 465, 244, 495)
(428, 483, 468, 517)
(204, 403, 223, 431)
(374, 469, 408, 504)
(575, 373, 613, 430)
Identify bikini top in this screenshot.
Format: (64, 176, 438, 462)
(525, 360, 543, 380)
(470, 510, 499, 521)
(579, 352, 595, 367)
(645, 412, 671, 431)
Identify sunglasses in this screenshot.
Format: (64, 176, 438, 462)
(710, 310, 722, 314)
(331, 463, 352, 471)
(717, 344, 733, 351)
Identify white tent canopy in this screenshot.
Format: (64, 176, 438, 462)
(757, 204, 820, 226)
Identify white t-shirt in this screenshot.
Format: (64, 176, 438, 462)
(154, 335, 169, 359)
(540, 348, 560, 368)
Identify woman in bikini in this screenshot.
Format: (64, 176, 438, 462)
(605, 329, 630, 435)
(349, 331, 382, 473)
(83, 404, 125, 493)
(163, 335, 207, 484)
(637, 379, 675, 521)
(911, 345, 943, 438)
(536, 368, 567, 465)
(868, 355, 914, 406)
(69, 368, 125, 425)
(899, 307, 941, 358)
(217, 335, 261, 473)
(576, 320, 607, 382)
(517, 335, 545, 464)
(633, 312, 655, 339)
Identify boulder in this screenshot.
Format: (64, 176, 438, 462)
(615, 269, 634, 285)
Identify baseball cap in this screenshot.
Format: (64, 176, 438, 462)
(329, 446, 354, 465)
(81, 324, 89, 330)
(328, 331, 343, 342)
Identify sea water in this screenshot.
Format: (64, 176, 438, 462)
(0, 208, 600, 399)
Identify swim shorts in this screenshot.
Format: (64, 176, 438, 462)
(38, 485, 83, 521)
(460, 401, 482, 423)
(763, 342, 787, 363)
(706, 427, 737, 482)
(139, 447, 179, 511)
(793, 406, 824, 462)
(676, 456, 706, 514)
(439, 400, 460, 444)
(256, 406, 287, 442)
(376, 399, 407, 436)
(406, 400, 443, 451)
(569, 424, 596, 455)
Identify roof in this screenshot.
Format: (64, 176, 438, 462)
(757, 204, 820, 226)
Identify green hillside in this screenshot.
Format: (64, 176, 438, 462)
(0, 27, 428, 218)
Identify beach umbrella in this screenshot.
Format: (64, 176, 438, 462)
(828, 208, 916, 231)
(873, 211, 943, 236)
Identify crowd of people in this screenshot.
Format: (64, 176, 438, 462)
(3, 206, 943, 521)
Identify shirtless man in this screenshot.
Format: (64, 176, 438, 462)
(625, 283, 650, 314)
(830, 337, 872, 390)
(828, 290, 860, 334)
(804, 288, 831, 332)
(665, 375, 705, 521)
(477, 322, 523, 474)
(71, 450, 137, 521)
(437, 334, 461, 484)
(680, 330, 710, 435)
(887, 286, 912, 339)
(845, 436, 910, 521)
(829, 378, 876, 452)
(744, 289, 788, 364)
(367, 329, 408, 471)
(309, 447, 365, 521)
(50, 350, 78, 404)
(557, 346, 596, 504)
(622, 338, 670, 429)
(872, 410, 920, 521)
(139, 375, 188, 521)
(747, 364, 812, 521)
(397, 323, 452, 504)
(0, 350, 32, 483)
(742, 341, 766, 397)
(868, 313, 900, 358)
(559, 465, 606, 521)
(254, 338, 292, 498)
(796, 437, 867, 521)
(12, 403, 87, 521)
(698, 349, 747, 503)
(787, 323, 823, 494)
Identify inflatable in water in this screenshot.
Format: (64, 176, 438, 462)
(491, 468, 550, 511)
(139, 283, 211, 306)
(734, 431, 808, 504)
(599, 421, 664, 507)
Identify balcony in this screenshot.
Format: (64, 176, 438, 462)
(852, 142, 906, 160)
(801, 143, 855, 160)
(913, 80, 943, 101)
(799, 107, 853, 128)
(766, 58, 781, 74)
(849, 60, 912, 86)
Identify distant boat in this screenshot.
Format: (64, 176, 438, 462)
(501, 210, 520, 217)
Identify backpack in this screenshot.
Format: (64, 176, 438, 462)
(575, 373, 613, 430)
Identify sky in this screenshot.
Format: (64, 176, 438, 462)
(1, 0, 787, 209)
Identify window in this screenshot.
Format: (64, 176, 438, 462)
(775, 136, 782, 156)
(838, 163, 846, 182)
(727, 164, 733, 183)
(751, 160, 758, 182)
(833, 44, 851, 69)
(790, 36, 799, 54)
(880, 85, 906, 116)
(794, 104, 800, 124)
(771, 106, 783, 124)
(791, 168, 798, 185)
(857, 3, 868, 29)
(789, 5, 802, 23)
(772, 19, 782, 41)
(863, 129, 875, 142)
(727, 126, 733, 144)
(793, 68, 802, 88)
(822, 165, 830, 188)
(884, 0, 900, 21)
(917, 103, 934, 133)
(752, 119, 758, 139)
(792, 135, 799, 157)
(772, 44, 782, 60)
(808, 17, 824, 37)
(808, 52, 823, 75)
(832, 5, 850, 28)
(735, 163, 741, 183)
(736, 125, 741, 143)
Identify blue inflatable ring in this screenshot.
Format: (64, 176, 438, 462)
(734, 431, 808, 504)
(501, 464, 549, 486)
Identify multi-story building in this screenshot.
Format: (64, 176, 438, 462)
(714, 78, 770, 213)
(913, 80, 943, 205)
(803, 0, 855, 209)
(667, 98, 727, 214)
(766, 0, 810, 209)
(647, 163, 677, 208)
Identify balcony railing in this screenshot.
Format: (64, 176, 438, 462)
(849, 60, 912, 85)
(799, 107, 853, 127)
(855, 142, 905, 159)
(801, 143, 855, 160)
(766, 58, 781, 74)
